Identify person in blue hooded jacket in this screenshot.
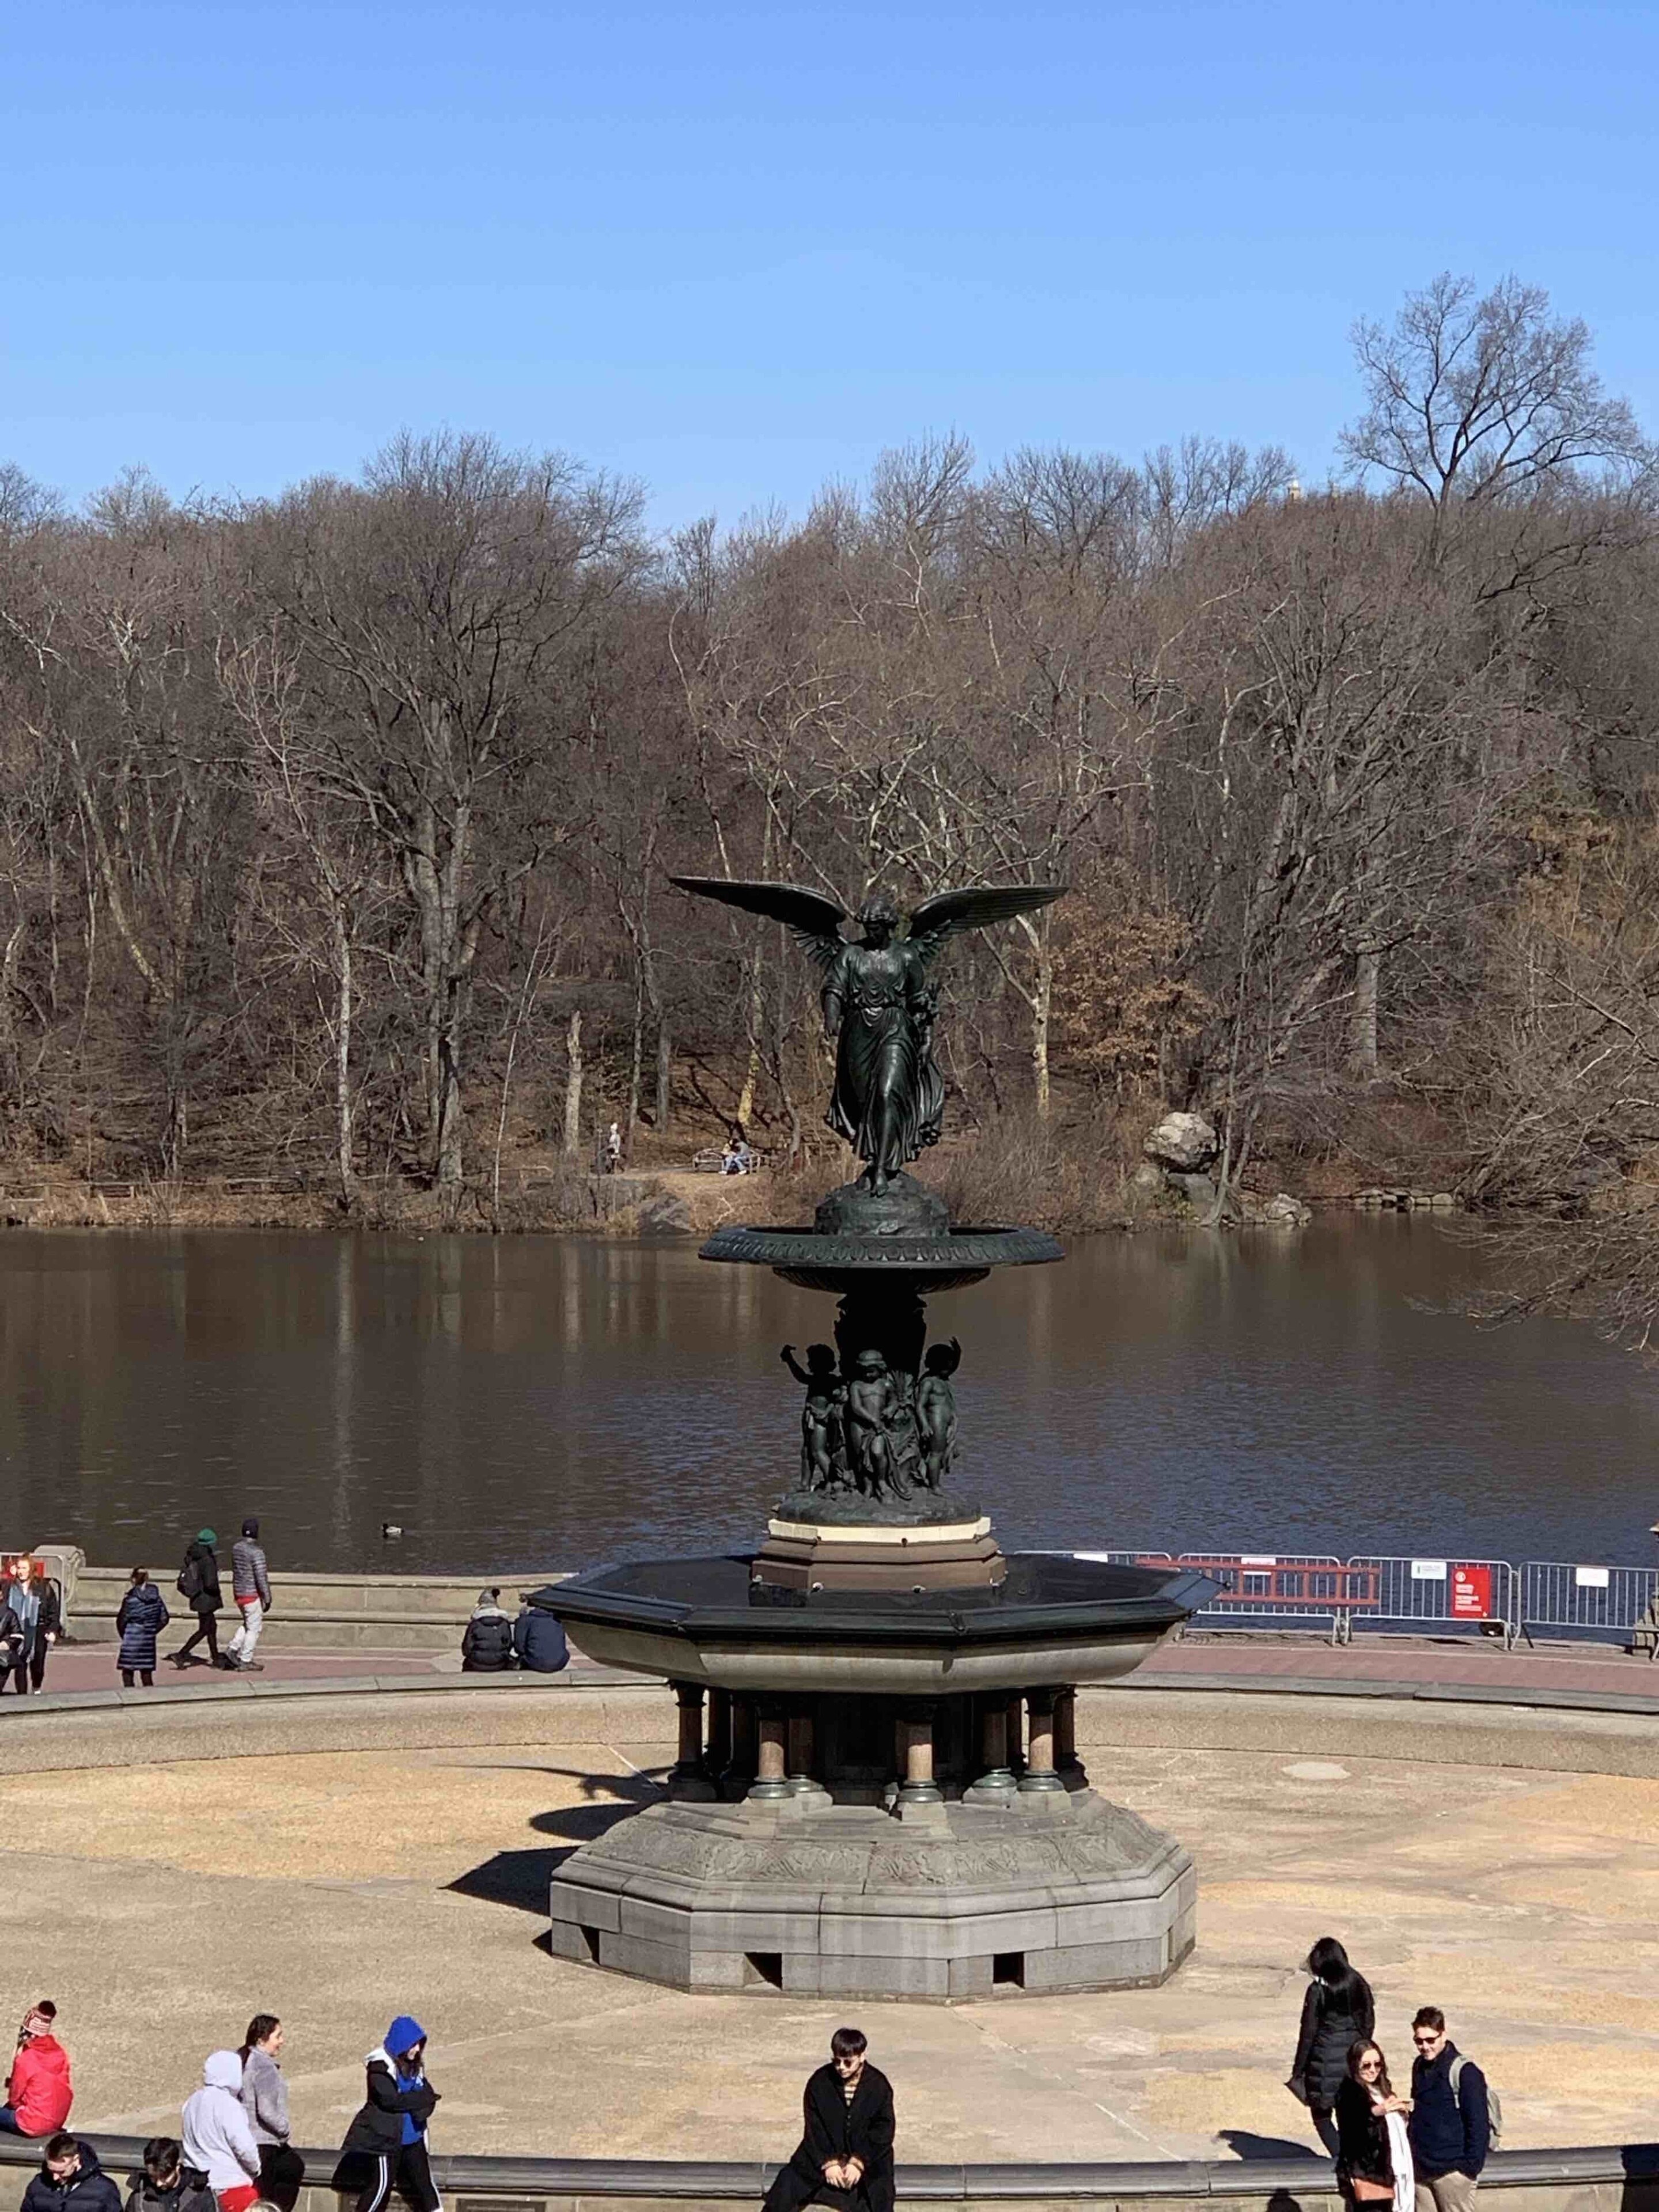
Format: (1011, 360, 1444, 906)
(334, 2017, 440, 2212)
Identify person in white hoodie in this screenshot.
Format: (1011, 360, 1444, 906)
(180, 2052, 261, 2212)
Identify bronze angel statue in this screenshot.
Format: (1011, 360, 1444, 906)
(671, 877, 1065, 1194)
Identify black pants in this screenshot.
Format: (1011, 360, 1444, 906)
(257, 2144, 304, 2211)
(8, 1648, 46, 1694)
(346, 2142, 440, 2212)
(176, 1611, 220, 1663)
(120, 1668, 155, 1688)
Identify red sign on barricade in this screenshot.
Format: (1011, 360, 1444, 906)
(1450, 1564, 1494, 1620)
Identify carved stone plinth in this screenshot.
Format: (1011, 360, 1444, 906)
(753, 1513, 1006, 1593)
(547, 1786, 1195, 2000)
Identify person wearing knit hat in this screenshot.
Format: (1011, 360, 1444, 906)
(335, 2018, 440, 2212)
(171, 1529, 224, 1669)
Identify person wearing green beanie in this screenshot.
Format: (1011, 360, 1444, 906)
(172, 1530, 223, 1668)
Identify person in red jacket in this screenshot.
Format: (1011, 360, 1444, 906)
(0, 2004, 74, 2136)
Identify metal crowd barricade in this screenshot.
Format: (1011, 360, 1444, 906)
(1518, 1561, 1659, 1653)
(1343, 1555, 1517, 1646)
(1085, 1551, 1358, 1640)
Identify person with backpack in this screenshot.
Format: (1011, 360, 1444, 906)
(1288, 1937, 1375, 2157)
(460, 1590, 516, 1672)
(172, 1533, 222, 1669)
(334, 2016, 440, 2212)
(1408, 2007, 1494, 2212)
(116, 1570, 169, 1688)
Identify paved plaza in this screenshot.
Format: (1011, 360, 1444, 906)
(0, 1718, 1656, 2162)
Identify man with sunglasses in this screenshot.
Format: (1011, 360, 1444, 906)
(1407, 2007, 1491, 2212)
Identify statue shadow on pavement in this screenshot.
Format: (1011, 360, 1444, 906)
(1215, 2132, 1323, 2163)
(446, 1778, 668, 1914)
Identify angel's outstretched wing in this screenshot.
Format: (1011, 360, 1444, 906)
(905, 883, 1067, 968)
(669, 876, 848, 972)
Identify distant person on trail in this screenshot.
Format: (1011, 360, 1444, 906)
(763, 2027, 895, 2212)
(1289, 1936, 1375, 2157)
(116, 1569, 169, 1688)
(227, 1520, 272, 1672)
(1336, 2039, 1414, 2212)
(18, 2134, 120, 2212)
(172, 1532, 223, 1669)
(2, 1557, 63, 1695)
(460, 1589, 516, 1672)
(238, 2016, 299, 2209)
(512, 1597, 569, 1673)
(180, 2052, 262, 2212)
(334, 2016, 440, 2212)
(1, 2003, 72, 2137)
(124, 2139, 213, 2212)
(1407, 2008, 1491, 2212)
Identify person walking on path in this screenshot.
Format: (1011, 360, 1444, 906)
(1289, 1937, 1376, 2157)
(763, 2028, 895, 2212)
(334, 2016, 440, 2212)
(20, 2135, 121, 2212)
(1407, 2008, 1491, 2212)
(238, 2016, 300, 2209)
(181, 2051, 262, 2212)
(512, 1598, 568, 1673)
(460, 1591, 516, 1672)
(172, 1533, 223, 1669)
(1336, 2040, 1414, 2212)
(116, 1570, 169, 1689)
(2, 1558, 63, 1695)
(226, 1521, 272, 1672)
(123, 2138, 213, 2212)
(1, 2005, 72, 2137)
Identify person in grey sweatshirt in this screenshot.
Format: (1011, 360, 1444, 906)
(225, 1521, 272, 1672)
(239, 2016, 300, 2209)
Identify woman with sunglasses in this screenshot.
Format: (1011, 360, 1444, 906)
(1336, 2040, 1414, 2212)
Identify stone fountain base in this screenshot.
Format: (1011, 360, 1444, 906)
(547, 1786, 1195, 1999)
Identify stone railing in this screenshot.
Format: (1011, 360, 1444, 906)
(0, 2139, 1653, 2212)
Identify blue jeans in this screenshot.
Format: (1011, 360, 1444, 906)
(0, 2107, 24, 2133)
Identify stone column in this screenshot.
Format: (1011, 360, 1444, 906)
(964, 1694, 1017, 1805)
(669, 1681, 716, 1801)
(786, 1706, 815, 1794)
(706, 1687, 733, 1781)
(1055, 1686, 1086, 1787)
(1018, 1687, 1066, 1794)
(748, 1698, 790, 1801)
(896, 1700, 944, 1809)
(723, 1694, 757, 1800)
(1005, 1692, 1025, 1774)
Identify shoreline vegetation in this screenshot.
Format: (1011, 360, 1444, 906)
(3, 275, 1658, 1325)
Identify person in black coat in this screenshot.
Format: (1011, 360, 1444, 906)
(1335, 2041, 1413, 2208)
(173, 1532, 223, 1668)
(334, 2016, 439, 2212)
(116, 1571, 170, 1688)
(1289, 1937, 1376, 2156)
(2, 1559, 63, 1695)
(21, 2136, 122, 2212)
(764, 2029, 895, 2212)
(460, 1591, 517, 1672)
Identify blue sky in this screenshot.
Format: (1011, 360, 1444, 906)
(5, 0, 1657, 529)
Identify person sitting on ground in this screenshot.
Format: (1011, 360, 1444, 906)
(180, 2052, 262, 2212)
(20, 2133, 121, 2212)
(1289, 1935, 1375, 2157)
(172, 1532, 223, 1669)
(1, 2003, 73, 2137)
(239, 2017, 300, 2207)
(123, 2138, 213, 2212)
(460, 1589, 517, 1672)
(1408, 2007, 1491, 2212)
(1336, 2040, 1414, 2212)
(2, 1557, 63, 1695)
(763, 2027, 894, 2212)
(334, 2016, 440, 2212)
(226, 1518, 273, 1673)
(116, 1569, 169, 1690)
(512, 1597, 569, 1673)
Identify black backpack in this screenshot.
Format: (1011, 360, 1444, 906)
(176, 1552, 203, 1601)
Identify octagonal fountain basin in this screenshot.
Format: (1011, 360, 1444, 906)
(531, 1554, 1213, 1697)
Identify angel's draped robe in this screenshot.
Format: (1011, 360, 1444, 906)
(823, 941, 945, 1180)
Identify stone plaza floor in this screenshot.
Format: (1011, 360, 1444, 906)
(1, 1724, 1656, 2162)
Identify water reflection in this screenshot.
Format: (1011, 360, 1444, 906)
(0, 1221, 1653, 1575)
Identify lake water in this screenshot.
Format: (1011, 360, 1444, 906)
(1, 1220, 1656, 1576)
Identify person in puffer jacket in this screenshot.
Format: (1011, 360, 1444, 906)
(2, 2005, 73, 2135)
(460, 1591, 516, 1673)
(335, 2017, 440, 2212)
(116, 1571, 169, 1688)
(180, 2052, 261, 2212)
(20, 2135, 120, 2212)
